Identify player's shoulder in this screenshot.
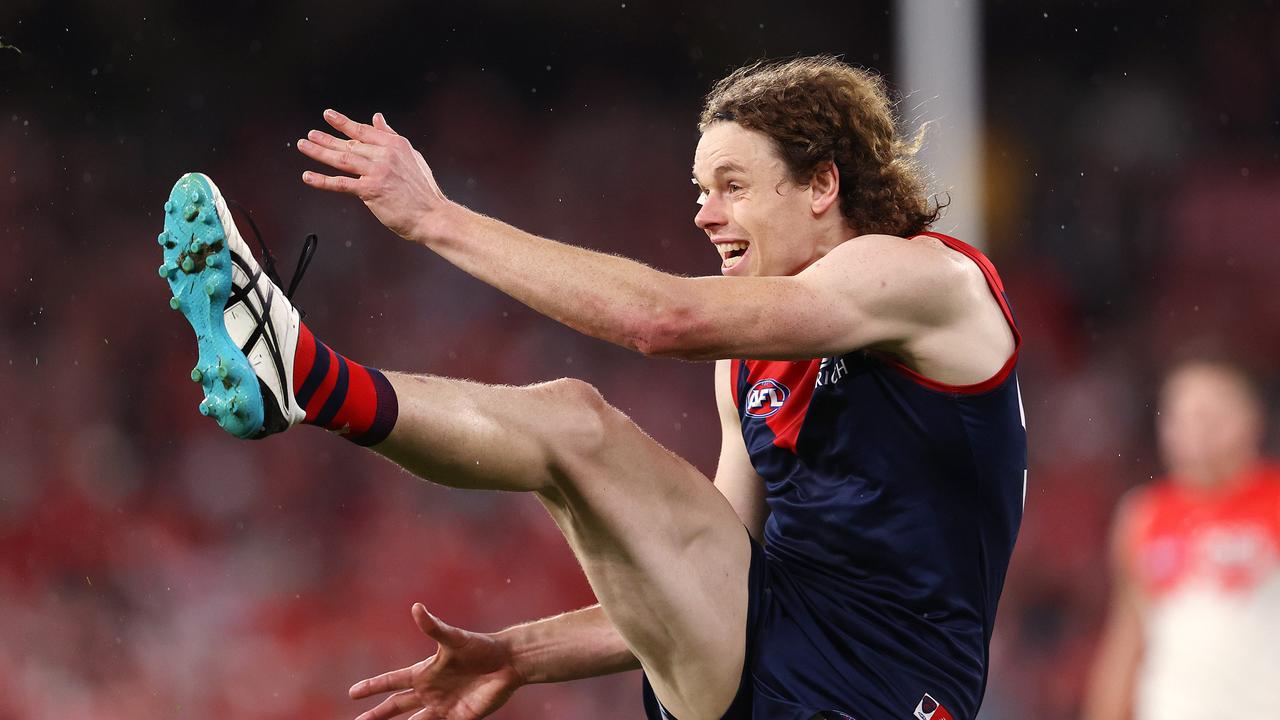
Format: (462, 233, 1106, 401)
(1114, 479, 1178, 529)
(820, 233, 982, 289)
(826, 232, 961, 260)
(1107, 480, 1178, 562)
(1255, 461, 1280, 484)
(1244, 462, 1280, 506)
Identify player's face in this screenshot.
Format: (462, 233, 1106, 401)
(1158, 364, 1263, 487)
(691, 122, 827, 277)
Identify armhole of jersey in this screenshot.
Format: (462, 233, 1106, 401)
(729, 359, 742, 410)
(1118, 488, 1149, 573)
(878, 232, 1023, 395)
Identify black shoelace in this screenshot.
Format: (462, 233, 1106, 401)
(225, 198, 319, 304)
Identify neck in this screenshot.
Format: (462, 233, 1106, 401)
(816, 223, 859, 256)
(1179, 450, 1259, 490)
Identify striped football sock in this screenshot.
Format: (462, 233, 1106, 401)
(292, 323, 398, 446)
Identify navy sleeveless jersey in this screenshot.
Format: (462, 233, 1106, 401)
(731, 233, 1026, 719)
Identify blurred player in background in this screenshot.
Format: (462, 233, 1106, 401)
(1085, 359, 1280, 720)
(157, 57, 1026, 719)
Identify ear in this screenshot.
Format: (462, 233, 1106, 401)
(808, 161, 841, 216)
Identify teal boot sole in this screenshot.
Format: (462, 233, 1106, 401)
(158, 173, 265, 438)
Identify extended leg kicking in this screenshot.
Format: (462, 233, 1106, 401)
(158, 172, 750, 720)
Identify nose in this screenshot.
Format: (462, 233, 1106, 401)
(695, 191, 727, 232)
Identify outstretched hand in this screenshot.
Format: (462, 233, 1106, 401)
(349, 603, 526, 720)
(298, 109, 452, 241)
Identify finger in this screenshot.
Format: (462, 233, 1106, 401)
(301, 170, 361, 196)
(412, 603, 469, 648)
(306, 128, 380, 157)
(349, 666, 414, 699)
(373, 112, 398, 135)
(325, 108, 388, 145)
(297, 137, 373, 176)
(355, 689, 420, 720)
(407, 709, 432, 720)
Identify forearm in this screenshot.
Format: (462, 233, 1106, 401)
(498, 604, 639, 684)
(418, 206, 699, 356)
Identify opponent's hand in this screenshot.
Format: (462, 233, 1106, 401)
(349, 603, 526, 720)
(298, 110, 452, 241)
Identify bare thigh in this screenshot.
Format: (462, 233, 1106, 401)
(376, 374, 751, 719)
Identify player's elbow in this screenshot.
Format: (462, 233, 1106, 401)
(627, 303, 717, 360)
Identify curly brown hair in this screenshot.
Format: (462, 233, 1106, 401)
(700, 56, 941, 237)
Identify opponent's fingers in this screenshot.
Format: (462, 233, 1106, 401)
(354, 689, 421, 720)
(349, 666, 415, 699)
(302, 170, 362, 196)
(297, 137, 373, 176)
(325, 108, 388, 145)
(412, 603, 469, 649)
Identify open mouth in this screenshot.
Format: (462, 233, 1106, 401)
(717, 241, 749, 270)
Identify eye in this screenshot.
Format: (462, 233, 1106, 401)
(728, 182, 744, 194)
(692, 177, 709, 206)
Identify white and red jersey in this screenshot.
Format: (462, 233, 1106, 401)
(1121, 464, 1280, 720)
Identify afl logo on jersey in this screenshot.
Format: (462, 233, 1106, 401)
(913, 694, 954, 720)
(745, 379, 789, 418)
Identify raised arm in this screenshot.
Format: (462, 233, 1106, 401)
(297, 111, 990, 365)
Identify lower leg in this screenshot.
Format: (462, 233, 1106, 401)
(371, 372, 585, 492)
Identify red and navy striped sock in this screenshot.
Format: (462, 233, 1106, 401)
(292, 323, 398, 446)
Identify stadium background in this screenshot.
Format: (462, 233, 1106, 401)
(2, 1, 1278, 717)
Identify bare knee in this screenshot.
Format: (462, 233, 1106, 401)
(527, 378, 624, 484)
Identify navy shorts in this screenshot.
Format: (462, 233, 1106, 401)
(641, 532, 891, 720)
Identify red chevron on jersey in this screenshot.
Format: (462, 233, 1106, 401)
(740, 359, 820, 453)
